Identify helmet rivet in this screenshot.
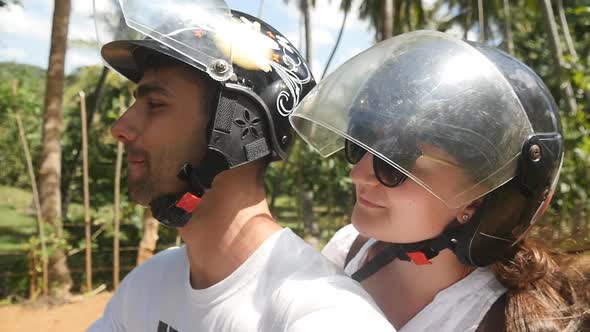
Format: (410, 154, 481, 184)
(543, 188, 550, 200)
(214, 135, 221, 143)
(529, 144, 542, 162)
(213, 60, 229, 74)
(281, 135, 288, 144)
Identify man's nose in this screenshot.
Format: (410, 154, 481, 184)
(111, 107, 138, 144)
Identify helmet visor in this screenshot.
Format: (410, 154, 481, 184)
(93, 0, 235, 81)
(290, 31, 534, 208)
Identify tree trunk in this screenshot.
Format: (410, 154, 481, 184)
(322, 7, 348, 79)
(405, 0, 413, 31)
(417, 1, 425, 28)
(382, 0, 394, 41)
(539, 0, 578, 115)
(48, 248, 71, 299)
(503, 0, 514, 54)
(464, 0, 472, 40)
(478, 0, 485, 42)
(137, 208, 160, 266)
(39, 0, 72, 298)
(302, 0, 312, 70)
(394, 0, 402, 35)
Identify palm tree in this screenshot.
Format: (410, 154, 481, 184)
(464, 0, 472, 39)
(302, 0, 313, 67)
(502, 0, 514, 54)
(283, 0, 318, 240)
(434, 0, 502, 42)
(352, 0, 432, 41)
(322, 0, 351, 79)
(383, 0, 394, 40)
(477, 0, 484, 41)
(0, 0, 19, 7)
(136, 208, 160, 265)
(38, 0, 73, 298)
(283, 0, 315, 66)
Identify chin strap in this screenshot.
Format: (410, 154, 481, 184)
(351, 226, 461, 282)
(149, 163, 208, 228)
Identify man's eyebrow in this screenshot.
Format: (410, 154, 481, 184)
(134, 84, 173, 98)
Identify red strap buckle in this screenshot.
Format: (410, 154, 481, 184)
(175, 192, 201, 213)
(407, 251, 432, 265)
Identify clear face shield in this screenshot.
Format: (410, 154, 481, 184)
(290, 31, 535, 208)
(93, 0, 235, 81)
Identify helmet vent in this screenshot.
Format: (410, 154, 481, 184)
(234, 108, 261, 140)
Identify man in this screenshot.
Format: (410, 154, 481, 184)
(88, 1, 394, 331)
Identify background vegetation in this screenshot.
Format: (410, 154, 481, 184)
(0, 0, 588, 302)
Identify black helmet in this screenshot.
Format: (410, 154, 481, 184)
(95, 0, 315, 226)
(290, 31, 563, 276)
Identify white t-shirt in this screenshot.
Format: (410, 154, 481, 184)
(322, 224, 507, 332)
(88, 228, 396, 332)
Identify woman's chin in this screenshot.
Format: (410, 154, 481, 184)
(351, 211, 383, 239)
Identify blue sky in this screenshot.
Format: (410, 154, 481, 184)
(0, 0, 384, 79)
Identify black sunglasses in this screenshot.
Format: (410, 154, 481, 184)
(344, 140, 408, 187)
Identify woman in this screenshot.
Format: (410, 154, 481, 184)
(289, 31, 589, 331)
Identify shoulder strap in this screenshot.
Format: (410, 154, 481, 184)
(475, 292, 507, 332)
(344, 235, 370, 268)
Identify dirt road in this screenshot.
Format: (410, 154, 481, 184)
(0, 292, 110, 332)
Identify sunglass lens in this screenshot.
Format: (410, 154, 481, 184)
(345, 140, 366, 164)
(374, 157, 407, 187)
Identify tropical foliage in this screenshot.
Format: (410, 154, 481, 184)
(0, 0, 588, 300)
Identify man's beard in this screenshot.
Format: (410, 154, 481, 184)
(128, 172, 156, 206)
(126, 139, 202, 206)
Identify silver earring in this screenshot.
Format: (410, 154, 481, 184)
(461, 214, 470, 222)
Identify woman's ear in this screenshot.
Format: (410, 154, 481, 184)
(456, 197, 485, 224)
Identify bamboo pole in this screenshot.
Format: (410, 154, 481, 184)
(79, 90, 92, 292)
(28, 249, 38, 298)
(13, 80, 49, 296)
(113, 94, 124, 289)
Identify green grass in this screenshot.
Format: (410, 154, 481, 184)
(0, 185, 35, 210)
(0, 184, 350, 257)
(0, 186, 36, 252)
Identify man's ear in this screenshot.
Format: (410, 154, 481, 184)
(456, 197, 485, 224)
